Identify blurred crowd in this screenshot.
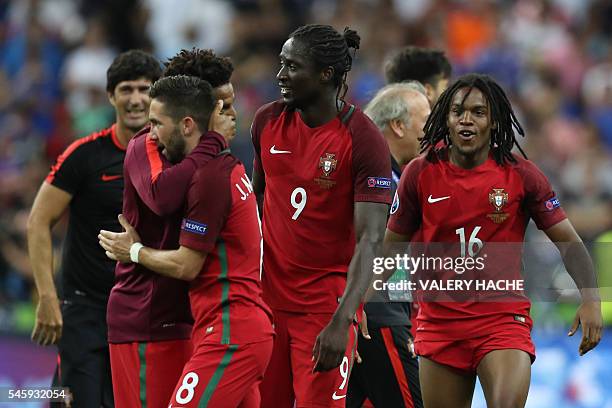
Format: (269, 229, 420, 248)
(1, 0, 611, 333)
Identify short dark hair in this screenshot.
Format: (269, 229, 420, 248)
(289, 24, 361, 104)
(163, 48, 233, 88)
(385, 46, 452, 85)
(106, 50, 162, 93)
(149, 75, 215, 130)
(421, 73, 526, 165)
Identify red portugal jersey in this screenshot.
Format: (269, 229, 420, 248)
(252, 101, 392, 313)
(179, 154, 273, 346)
(388, 149, 566, 340)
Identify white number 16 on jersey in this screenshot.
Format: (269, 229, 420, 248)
(455, 226, 483, 257)
(291, 187, 307, 220)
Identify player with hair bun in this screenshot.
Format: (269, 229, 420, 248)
(252, 24, 392, 407)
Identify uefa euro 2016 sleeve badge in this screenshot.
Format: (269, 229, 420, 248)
(487, 188, 510, 223)
(314, 152, 338, 189)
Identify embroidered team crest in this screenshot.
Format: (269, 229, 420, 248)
(487, 188, 510, 223)
(315, 153, 338, 189)
(319, 153, 337, 176)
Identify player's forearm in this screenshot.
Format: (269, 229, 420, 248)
(335, 232, 382, 325)
(26, 223, 58, 299)
(138, 247, 193, 281)
(135, 244, 205, 282)
(559, 241, 600, 302)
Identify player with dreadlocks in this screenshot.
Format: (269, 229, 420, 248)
(251, 24, 392, 407)
(420, 73, 526, 165)
(386, 73, 602, 407)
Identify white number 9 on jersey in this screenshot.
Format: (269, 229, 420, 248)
(291, 187, 307, 220)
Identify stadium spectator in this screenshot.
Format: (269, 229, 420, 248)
(62, 17, 116, 136)
(384, 46, 452, 106)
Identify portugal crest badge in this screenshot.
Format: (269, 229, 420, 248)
(319, 153, 337, 176)
(315, 153, 338, 189)
(487, 188, 509, 223)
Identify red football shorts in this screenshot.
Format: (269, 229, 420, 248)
(109, 339, 192, 408)
(168, 338, 273, 407)
(260, 310, 358, 408)
(414, 317, 536, 373)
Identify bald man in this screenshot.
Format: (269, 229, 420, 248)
(347, 82, 430, 408)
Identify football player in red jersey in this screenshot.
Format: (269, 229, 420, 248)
(251, 24, 392, 407)
(387, 74, 602, 408)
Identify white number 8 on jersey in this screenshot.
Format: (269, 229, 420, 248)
(175, 372, 199, 404)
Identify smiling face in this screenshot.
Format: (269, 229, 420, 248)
(109, 78, 153, 132)
(277, 37, 324, 109)
(148, 99, 186, 163)
(447, 86, 493, 166)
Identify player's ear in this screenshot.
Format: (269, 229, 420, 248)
(389, 118, 405, 138)
(320, 66, 334, 84)
(182, 116, 196, 136)
(108, 91, 116, 108)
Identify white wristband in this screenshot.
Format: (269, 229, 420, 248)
(129, 242, 144, 263)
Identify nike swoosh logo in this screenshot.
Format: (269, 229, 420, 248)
(427, 194, 450, 203)
(101, 174, 122, 182)
(332, 392, 346, 400)
(270, 145, 291, 154)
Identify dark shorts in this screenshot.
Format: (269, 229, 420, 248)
(51, 301, 113, 407)
(347, 325, 423, 408)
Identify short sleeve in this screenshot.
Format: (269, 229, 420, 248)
(179, 161, 232, 253)
(350, 112, 392, 204)
(45, 139, 88, 194)
(387, 158, 424, 238)
(518, 159, 567, 230)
